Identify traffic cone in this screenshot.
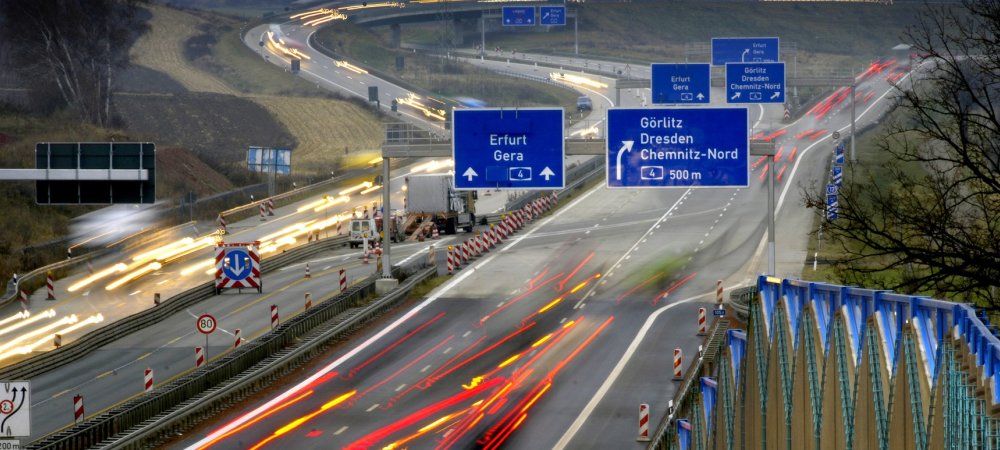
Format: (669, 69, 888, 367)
(432, 226, 439, 239)
(304, 263, 311, 278)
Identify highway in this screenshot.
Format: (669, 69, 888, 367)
(172, 16, 909, 450)
(10, 4, 911, 445)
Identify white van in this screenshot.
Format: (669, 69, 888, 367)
(348, 218, 379, 248)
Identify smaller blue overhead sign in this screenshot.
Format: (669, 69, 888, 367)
(712, 37, 779, 65)
(726, 62, 785, 104)
(539, 6, 566, 25)
(502, 6, 535, 26)
(651, 64, 710, 105)
(453, 108, 564, 190)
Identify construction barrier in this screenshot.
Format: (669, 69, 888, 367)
(195, 347, 205, 368)
(46, 272, 55, 300)
(233, 329, 242, 349)
(73, 395, 84, 424)
(144, 368, 153, 393)
(697, 307, 707, 336)
(305, 292, 312, 310)
(672, 348, 682, 380)
(638, 403, 651, 442)
(270, 304, 278, 329)
(339, 269, 347, 292)
(304, 263, 311, 279)
(716, 279, 723, 304)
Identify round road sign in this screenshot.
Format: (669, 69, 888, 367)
(197, 314, 217, 335)
(832, 131, 841, 141)
(0, 399, 13, 414)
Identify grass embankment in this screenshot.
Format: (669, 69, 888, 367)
(314, 23, 581, 112)
(128, 4, 383, 177)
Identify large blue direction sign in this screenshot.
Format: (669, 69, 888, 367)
(651, 63, 710, 104)
(711, 37, 779, 65)
(606, 108, 749, 188)
(453, 108, 564, 190)
(539, 6, 565, 26)
(726, 62, 785, 104)
(502, 6, 535, 26)
(223, 248, 252, 281)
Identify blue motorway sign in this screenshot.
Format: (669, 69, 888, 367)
(606, 108, 749, 188)
(826, 183, 837, 196)
(826, 193, 839, 221)
(223, 249, 252, 280)
(711, 37, 779, 65)
(539, 6, 565, 26)
(247, 146, 291, 175)
(713, 308, 727, 317)
(453, 108, 564, 189)
(502, 6, 535, 26)
(832, 165, 843, 186)
(726, 62, 785, 104)
(651, 64, 710, 105)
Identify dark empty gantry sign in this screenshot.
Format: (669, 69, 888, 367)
(35, 142, 155, 204)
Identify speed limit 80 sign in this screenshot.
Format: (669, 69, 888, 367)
(197, 314, 217, 335)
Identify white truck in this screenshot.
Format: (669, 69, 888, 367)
(404, 174, 475, 236)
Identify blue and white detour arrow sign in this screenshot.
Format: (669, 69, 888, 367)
(606, 108, 749, 188)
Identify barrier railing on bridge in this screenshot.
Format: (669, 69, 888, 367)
(650, 275, 1000, 450)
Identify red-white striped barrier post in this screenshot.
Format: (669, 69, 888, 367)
(447, 246, 454, 274)
(46, 271, 55, 300)
(233, 328, 242, 349)
(638, 403, 651, 442)
(195, 346, 205, 368)
(697, 308, 707, 336)
(304, 263, 311, 278)
(144, 368, 153, 393)
(716, 280, 724, 304)
(336, 222, 343, 235)
(73, 395, 84, 424)
(673, 348, 683, 380)
(270, 305, 279, 329)
(19, 289, 28, 310)
(432, 226, 439, 239)
(218, 214, 227, 234)
(339, 269, 347, 292)
(266, 198, 275, 216)
(259, 203, 267, 221)
(304, 292, 313, 310)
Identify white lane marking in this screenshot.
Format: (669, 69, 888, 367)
(443, 347, 453, 354)
(421, 365, 431, 373)
(334, 426, 348, 435)
(395, 384, 406, 392)
(156, 280, 168, 285)
(129, 290, 142, 296)
(366, 404, 379, 412)
(554, 292, 710, 449)
(462, 330, 472, 338)
(573, 189, 691, 309)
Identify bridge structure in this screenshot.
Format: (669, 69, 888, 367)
(650, 275, 1000, 450)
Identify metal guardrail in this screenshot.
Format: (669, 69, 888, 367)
(647, 317, 731, 450)
(0, 236, 349, 382)
(95, 265, 435, 449)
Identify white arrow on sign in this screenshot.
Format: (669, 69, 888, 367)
(615, 141, 634, 181)
(462, 167, 478, 182)
(730, 92, 741, 101)
(741, 48, 750, 62)
(696, 93, 704, 101)
(540, 167, 555, 181)
(230, 255, 245, 274)
(770, 91, 780, 100)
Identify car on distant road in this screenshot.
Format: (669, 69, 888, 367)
(576, 96, 592, 112)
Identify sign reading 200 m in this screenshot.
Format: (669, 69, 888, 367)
(606, 107, 749, 188)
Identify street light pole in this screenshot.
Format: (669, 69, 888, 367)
(850, 83, 857, 163)
(574, 11, 578, 55)
(750, 141, 777, 275)
(381, 157, 392, 279)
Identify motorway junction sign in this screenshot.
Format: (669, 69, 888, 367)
(711, 37, 780, 65)
(726, 62, 785, 104)
(539, 6, 566, 26)
(606, 108, 749, 188)
(651, 63, 710, 105)
(452, 108, 564, 190)
(502, 6, 535, 26)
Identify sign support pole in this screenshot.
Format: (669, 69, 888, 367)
(574, 12, 579, 55)
(382, 157, 393, 279)
(750, 142, 777, 275)
(850, 83, 857, 163)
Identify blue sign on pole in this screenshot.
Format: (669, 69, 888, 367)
(711, 37, 780, 66)
(832, 165, 843, 186)
(247, 147, 292, 175)
(453, 108, 564, 190)
(651, 64, 711, 105)
(826, 193, 839, 221)
(834, 147, 845, 165)
(606, 108, 749, 188)
(539, 6, 565, 26)
(502, 6, 535, 26)
(826, 183, 838, 196)
(223, 249, 252, 281)
(726, 62, 785, 104)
